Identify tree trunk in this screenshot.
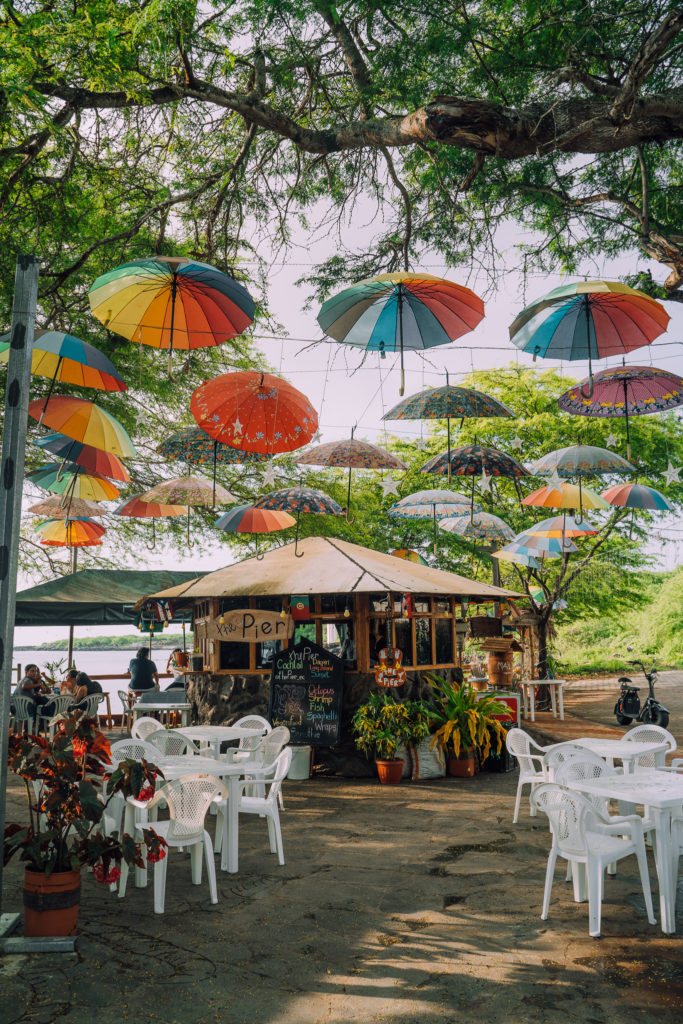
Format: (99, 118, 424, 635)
(534, 615, 552, 711)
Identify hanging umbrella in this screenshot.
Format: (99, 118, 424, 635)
(492, 536, 577, 564)
(523, 514, 598, 538)
(157, 425, 268, 506)
(509, 280, 669, 394)
(514, 532, 579, 555)
(27, 463, 120, 502)
(27, 396, 137, 458)
(192, 371, 318, 455)
(558, 365, 683, 460)
(88, 256, 255, 373)
(114, 494, 188, 550)
(522, 482, 611, 512)
(317, 272, 484, 395)
(0, 329, 127, 424)
(295, 434, 407, 520)
(213, 503, 295, 559)
(383, 378, 514, 482)
(421, 443, 528, 479)
(28, 496, 104, 518)
(529, 444, 635, 478)
(388, 489, 476, 555)
(253, 486, 343, 557)
(141, 475, 236, 547)
(390, 548, 427, 565)
(492, 547, 542, 569)
(601, 483, 673, 511)
(529, 585, 568, 610)
(439, 512, 515, 545)
(35, 517, 106, 547)
(35, 432, 130, 482)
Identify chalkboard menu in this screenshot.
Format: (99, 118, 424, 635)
(268, 640, 344, 746)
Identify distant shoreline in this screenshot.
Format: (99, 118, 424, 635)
(14, 633, 190, 652)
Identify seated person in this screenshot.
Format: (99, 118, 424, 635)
(166, 648, 189, 688)
(13, 664, 56, 724)
(64, 671, 102, 710)
(127, 647, 160, 697)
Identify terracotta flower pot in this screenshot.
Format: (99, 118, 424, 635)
(23, 869, 81, 937)
(375, 759, 404, 785)
(447, 749, 477, 778)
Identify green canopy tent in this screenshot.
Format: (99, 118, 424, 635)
(15, 569, 200, 627)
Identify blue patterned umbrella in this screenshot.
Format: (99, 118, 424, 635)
(388, 489, 477, 554)
(439, 512, 515, 545)
(253, 486, 344, 557)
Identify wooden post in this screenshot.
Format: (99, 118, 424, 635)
(67, 546, 77, 667)
(0, 256, 39, 934)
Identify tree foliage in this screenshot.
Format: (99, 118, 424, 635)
(1, 1, 682, 300)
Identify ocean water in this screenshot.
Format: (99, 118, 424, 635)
(11, 648, 179, 701)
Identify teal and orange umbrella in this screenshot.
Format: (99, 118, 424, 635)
(88, 256, 255, 372)
(27, 463, 120, 501)
(213, 503, 295, 558)
(317, 272, 484, 395)
(35, 517, 106, 548)
(601, 483, 672, 511)
(510, 280, 669, 392)
(253, 486, 343, 557)
(28, 396, 137, 458)
(35, 432, 130, 482)
(0, 329, 126, 395)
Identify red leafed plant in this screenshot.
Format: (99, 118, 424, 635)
(4, 713, 166, 880)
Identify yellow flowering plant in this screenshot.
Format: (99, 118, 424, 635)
(426, 675, 509, 760)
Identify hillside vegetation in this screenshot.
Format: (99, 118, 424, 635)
(554, 568, 683, 676)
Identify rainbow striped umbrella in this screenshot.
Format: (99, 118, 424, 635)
(88, 256, 255, 372)
(27, 463, 120, 501)
(510, 280, 669, 391)
(522, 482, 610, 512)
(35, 517, 105, 548)
(523, 515, 598, 538)
(35, 433, 130, 482)
(0, 330, 126, 403)
(27, 396, 136, 458)
(601, 483, 672, 511)
(390, 548, 427, 565)
(318, 272, 484, 395)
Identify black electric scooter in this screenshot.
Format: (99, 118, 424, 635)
(614, 658, 669, 728)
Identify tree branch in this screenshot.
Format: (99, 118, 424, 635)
(610, 9, 683, 123)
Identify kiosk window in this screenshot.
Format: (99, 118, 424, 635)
(219, 642, 250, 671)
(394, 618, 413, 666)
(416, 618, 432, 665)
(435, 619, 453, 664)
(256, 639, 283, 668)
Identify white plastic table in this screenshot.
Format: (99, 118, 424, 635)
(131, 702, 191, 727)
(566, 769, 683, 934)
(178, 725, 266, 757)
(519, 680, 566, 722)
(573, 737, 669, 774)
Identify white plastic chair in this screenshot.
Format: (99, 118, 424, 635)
(624, 725, 676, 769)
(532, 783, 656, 937)
(226, 715, 272, 761)
(119, 773, 227, 913)
(131, 717, 164, 741)
(242, 726, 290, 807)
(80, 693, 106, 723)
(541, 743, 588, 781)
(215, 747, 292, 870)
(10, 695, 37, 734)
(505, 727, 551, 823)
(118, 690, 135, 732)
(110, 738, 162, 764)
(147, 730, 200, 756)
(37, 694, 75, 737)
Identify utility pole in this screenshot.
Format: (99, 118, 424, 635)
(0, 257, 39, 937)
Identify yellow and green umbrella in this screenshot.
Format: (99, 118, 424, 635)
(35, 517, 105, 548)
(27, 396, 137, 458)
(27, 463, 120, 502)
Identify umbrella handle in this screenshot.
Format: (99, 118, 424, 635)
(146, 518, 157, 551)
(294, 507, 305, 557)
(186, 509, 195, 549)
(580, 297, 595, 399)
(255, 536, 264, 560)
(345, 465, 355, 523)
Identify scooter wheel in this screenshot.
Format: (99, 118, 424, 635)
(615, 713, 633, 726)
(643, 707, 669, 728)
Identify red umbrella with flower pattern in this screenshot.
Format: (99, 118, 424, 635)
(191, 371, 318, 456)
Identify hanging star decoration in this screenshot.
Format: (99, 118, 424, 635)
(233, 415, 243, 437)
(479, 469, 492, 493)
(662, 460, 682, 486)
(381, 476, 399, 498)
(415, 436, 428, 451)
(548, 467, 564, 492)
(509, 435, 524, 451)
(310, 430, 322, 444)
(262, 463, 277, 487)
(605, 431, 619, 449)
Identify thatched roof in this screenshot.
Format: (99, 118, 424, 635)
(148, 536, 521, 602)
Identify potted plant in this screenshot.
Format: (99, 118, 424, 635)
(426, 676, 510, 778)
(4, 713, 167, 937)
(352, 693, 415, 784)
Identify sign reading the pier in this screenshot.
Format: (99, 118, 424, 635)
(200, 609, 294, 643)
(268, 640, 343, 747)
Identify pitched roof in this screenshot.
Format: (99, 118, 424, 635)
(149, 536, 521, 601)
